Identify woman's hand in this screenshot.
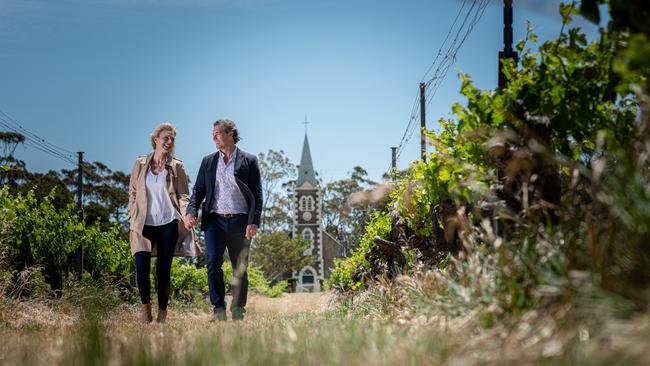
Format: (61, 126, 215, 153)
(184, 214, 197, 230)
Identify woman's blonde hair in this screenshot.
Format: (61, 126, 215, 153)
(150, 122, 177, 152)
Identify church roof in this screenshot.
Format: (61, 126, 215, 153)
(322, 230, 340, 245)
(296, 133, 318, 187)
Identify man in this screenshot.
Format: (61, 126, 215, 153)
(185, 119, 262, 321)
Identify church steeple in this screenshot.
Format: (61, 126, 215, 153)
(296, 133, 317, 187)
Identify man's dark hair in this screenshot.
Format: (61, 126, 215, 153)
(213, 119, 241, 144)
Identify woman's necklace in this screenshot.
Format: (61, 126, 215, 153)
(151, 158, 166, 178)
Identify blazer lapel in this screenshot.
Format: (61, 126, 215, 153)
(208, 152, 219, 188)
(234, 147, 244, 178)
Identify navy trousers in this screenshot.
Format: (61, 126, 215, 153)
(135, 219, 178, 310)
(204, 213, 250, 311)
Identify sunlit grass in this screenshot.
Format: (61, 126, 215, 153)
(1, 290, 649, 366)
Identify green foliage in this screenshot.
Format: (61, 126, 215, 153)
(166, 258, 288, 301)
(61, 161, 130, 226)
(323, 166, 380, 256)
(328, 210, 392, 291)
(250, 231, 314, 282)
(0, 187, 132, 293)
(2, 189, 81, 267)
(170, 259, 208, 302)
(223, 261, 289, 298)
(60, 273, 125, 312)
(258, 149, 296, 232)
(3, 266, 50, 300)
(330, 4, 650, 318)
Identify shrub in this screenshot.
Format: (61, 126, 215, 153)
(166, 258, 288, 302)
(170, 259, 208, 302)
(3, 266, 50, 300)
(0, 187, 132, 293)
(328, 210, 392, 291)
(329, 10, 650, 318)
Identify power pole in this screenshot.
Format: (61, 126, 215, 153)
(75, 152, 84, 280)
(498, 0, 518, 89)
(495, 0, 518, 236)
(391, 147, 397, 170)
(419, 82, 426, 162)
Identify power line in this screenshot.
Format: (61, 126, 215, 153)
(0, 118, 75, 165)
(426, 0, 490, 107)
(421, 0, 470, 82)
(394, 92, 421, 160)
(0, 108, 76, 155)
(395, 0, 479, 161)
(393, 0, 491, 165)
(0, 110, 77, 165)
(23, 140, 76, 165)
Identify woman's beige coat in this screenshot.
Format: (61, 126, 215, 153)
(128, 153, 199, 256)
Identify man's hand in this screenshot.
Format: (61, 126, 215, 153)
(245, 224, 258, 241)
(184, 214, 197, 231)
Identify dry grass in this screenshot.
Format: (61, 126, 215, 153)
(1, 290, 649, 365)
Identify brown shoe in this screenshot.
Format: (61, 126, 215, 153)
(157, 309, 168, 323)
(141, 304, 153, 323)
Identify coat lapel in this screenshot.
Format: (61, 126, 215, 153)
(234, 147, 244, 178)
(208, 152, 219, 187)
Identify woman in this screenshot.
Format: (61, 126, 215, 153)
(128, 123, 198, 323)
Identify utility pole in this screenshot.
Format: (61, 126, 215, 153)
(391, 147, 397, 170)
(495, 0, 518, 236)
(419, 82, 426, 162)
(498, 0, 518, 89)
(75, 152, 84, 280)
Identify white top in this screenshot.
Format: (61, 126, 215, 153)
(145, 169, 181, 226)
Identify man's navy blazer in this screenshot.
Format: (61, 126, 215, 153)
(186, 147, 263, 231)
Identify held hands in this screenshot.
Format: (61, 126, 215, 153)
(184, 214, 255, 239)
(245, 224, 258, 241)
(184, 214, 197, 231)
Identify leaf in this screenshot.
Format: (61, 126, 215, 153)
(559, 3, 576, 25)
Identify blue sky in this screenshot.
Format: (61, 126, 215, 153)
(0, 0, 601, 185)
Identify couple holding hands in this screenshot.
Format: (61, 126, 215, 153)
(127, 119, 262, 323)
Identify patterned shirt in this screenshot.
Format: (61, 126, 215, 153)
(210, 147, 248, 214)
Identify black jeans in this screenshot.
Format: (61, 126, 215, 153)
(134, 219, 178, 310)
(204, 213, 250, 311)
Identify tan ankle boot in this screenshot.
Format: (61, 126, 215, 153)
(157, 309, 167, 323)
(141, 304, 153, 323)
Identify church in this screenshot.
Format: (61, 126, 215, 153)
(291, 133, 341, 292)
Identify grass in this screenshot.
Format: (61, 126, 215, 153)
(1, 288, 649, 366)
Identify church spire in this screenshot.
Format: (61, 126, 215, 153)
(296, 133, 317, 187)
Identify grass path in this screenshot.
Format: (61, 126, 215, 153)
(2, 292, 650, 365)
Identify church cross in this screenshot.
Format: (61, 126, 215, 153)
(303, 114, 310, 133)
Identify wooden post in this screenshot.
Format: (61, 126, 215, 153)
(420, 82, 426, 162)
(75, 151, 84, 280)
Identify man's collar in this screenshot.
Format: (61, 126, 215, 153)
(219, 145, 237, 158)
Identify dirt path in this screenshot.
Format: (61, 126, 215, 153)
(246, 292, 334, 316)
(1, 291, 334, 329)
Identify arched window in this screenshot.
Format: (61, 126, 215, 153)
(300, 195, 314, 211)
(297, 265, 320, 292)
(301, 268, 314, 284)
(302, 228, 313, 242)
(302, 228, 314, 255)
